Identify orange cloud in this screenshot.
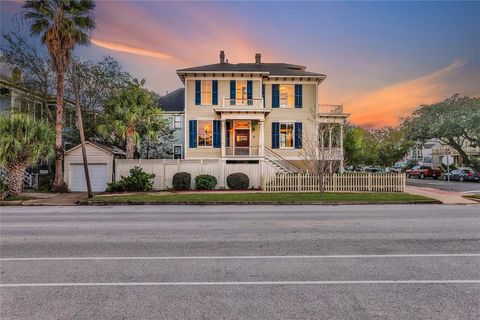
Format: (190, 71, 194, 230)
(344, 60, 466, 128)
(91, 38, 173, 60)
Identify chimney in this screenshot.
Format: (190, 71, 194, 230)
(255, 53, 261, 64)
(219, 50, 225, 64)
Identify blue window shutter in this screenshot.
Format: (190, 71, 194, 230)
(195, 80, 201, 105)
(262, 84, 265, 107)
(189, 120, 197, 148)
(247, 80, 253, 105)
(272, 122, 280, 149)
(213, 120, 221, 148)
(272, 84, 279, 108)
(226, 121, 231, 147)
(230, 80, 236, 105)
(295, 84, 302, 108)
(212, 80, 218, 105)
(295, 122, 303, 149)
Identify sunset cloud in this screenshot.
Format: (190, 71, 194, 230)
(344, 60, 466, 128)
(91, 38, 173, 60)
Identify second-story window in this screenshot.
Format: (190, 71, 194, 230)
(173, 115, 182, 129)
(280, 85, 294, 108)
(236, 80, 247, 104)
(201, 80, 212, 105)
(198, 120, 213, 147)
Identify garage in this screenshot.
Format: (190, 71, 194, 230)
(70, 164, 108, 192)
(64, 142, 125, 192)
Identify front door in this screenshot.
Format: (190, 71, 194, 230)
(235, 129, 250, 155)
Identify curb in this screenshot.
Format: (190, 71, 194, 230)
(78, 200, 442, 206)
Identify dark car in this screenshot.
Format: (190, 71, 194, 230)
(406, 165, 442, 179)
(442, 169, 480, 182)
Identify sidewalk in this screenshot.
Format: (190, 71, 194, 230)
(1, 193, 88, 206)
(405, 186, 478, 204)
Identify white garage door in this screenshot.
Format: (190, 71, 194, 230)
(70, 164, 108, 192)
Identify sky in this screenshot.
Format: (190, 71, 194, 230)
(1, 0, 479, 128)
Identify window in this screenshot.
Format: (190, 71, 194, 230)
(173, 145, 182, 159)
(201, 81, 212, 105)
(280, 123, 294, 148)
(198, 120, 213, 147)
(173, 115, 182, 129)
(236, 80, 247, 104)
(280, 85, 294, 108)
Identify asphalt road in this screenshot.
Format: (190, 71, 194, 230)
(407, 177, 480, 193)
(1, 205, 479, 320)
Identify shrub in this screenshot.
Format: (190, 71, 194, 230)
(195, 174, 217, 190)
(172, 172, 191, 191)
(226, 172, 249, 190)
(106, 166, 155, 192)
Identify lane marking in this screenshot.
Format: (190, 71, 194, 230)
(1, 254, 480, 262)
(1, 280, 479, 288)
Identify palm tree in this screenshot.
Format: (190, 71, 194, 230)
(98, 80, 164, 159)
(0, 113, 55, 197)
(22, 0, 95, 191)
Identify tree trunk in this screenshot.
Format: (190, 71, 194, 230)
(52, 72, 66, 192)
(126, 127, 135, 159)
(7, 164, 27, 197)
(72, 71, 93, 198)
(448, 138, 471, 166)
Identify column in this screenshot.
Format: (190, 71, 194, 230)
(259, 120, 265, 157)
(221, 119, 226, 158)
(339, 123, 344, 172)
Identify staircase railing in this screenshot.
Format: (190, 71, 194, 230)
(1, 167, 36, 189)
(264, 147, 302, 174)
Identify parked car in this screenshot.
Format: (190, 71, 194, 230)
(363, 167, 385, 173)
(442, 169, 480, 182)
(406, 165, 442, 179)
(385, 167, 401, 174)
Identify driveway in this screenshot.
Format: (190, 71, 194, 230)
(1, 205, 479, 319)
(407, 177, 480, 194)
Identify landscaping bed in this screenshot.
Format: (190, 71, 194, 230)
(84, 192, 439, 205)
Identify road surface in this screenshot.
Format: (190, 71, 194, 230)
(407, 177, 480, 193)
(1, 205, 479, 319)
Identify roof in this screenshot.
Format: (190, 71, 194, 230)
(157, 88, 184, 112)
(177, 62, 326, 82)
(65, 141, 126, 157)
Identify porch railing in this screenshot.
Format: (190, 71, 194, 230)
(225, 146, 261, 157)
(222, 98, 264, 109)
(318, 104, 344, 114)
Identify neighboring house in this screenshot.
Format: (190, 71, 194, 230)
(405, 139, 480, 168)
(157, 88, 185, 159)
(0, 69, 77, 128)
(177, 51, 349, 172)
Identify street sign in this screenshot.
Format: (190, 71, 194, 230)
(442, 154, 453, 166)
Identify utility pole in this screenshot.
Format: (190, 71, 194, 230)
(71, 66, 93, 198)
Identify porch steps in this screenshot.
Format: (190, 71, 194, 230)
(264, 148, 301, 174)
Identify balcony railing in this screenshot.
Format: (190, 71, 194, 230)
(318, 104, 344, 114)
(222, 98, 264, 109)
(225, 146, 261, 157)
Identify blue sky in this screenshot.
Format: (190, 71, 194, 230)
(1, 0, 479, 127)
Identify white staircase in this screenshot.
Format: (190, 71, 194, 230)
(264, 148, 301, 174)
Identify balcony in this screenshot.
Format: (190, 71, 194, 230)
(215, 98, 270, 119)
(224, 146, 261, 158)
(318, 104, 344, 114)
(221, 98, 264, 109)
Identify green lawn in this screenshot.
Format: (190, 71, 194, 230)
(1, 195, 34, 201)
(89, 192, 437, 204)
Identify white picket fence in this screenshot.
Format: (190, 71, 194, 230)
(115, 159, 277, 190)
(263, 173, 406, 192)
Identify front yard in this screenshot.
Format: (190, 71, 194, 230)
(87, 192, 438, 205)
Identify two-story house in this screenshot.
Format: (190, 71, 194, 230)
(177, 51, 348, 173)
(157, 88, 185, 159)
